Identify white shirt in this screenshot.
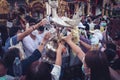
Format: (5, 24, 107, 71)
(23, 35, 38, 57)
(36, 32, 46, 46)
(51, 65, 61, 80)
(89, 22, 95, 30)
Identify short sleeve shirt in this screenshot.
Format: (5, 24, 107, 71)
(51, 65, 61, 80)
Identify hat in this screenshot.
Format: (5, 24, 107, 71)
(91, 35, 99, 45)
(78, 22, 86, 29)
(90, 29, 103, 40)
(51, 17, 71, 27)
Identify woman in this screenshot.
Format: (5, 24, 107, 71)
(85, 50, 111, 80)
(62, 33, 111, 80)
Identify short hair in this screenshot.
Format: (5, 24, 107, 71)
(104, 49, 116, 62)
(3, 48, 20, 67)
(26, 61, 52, 80)
(9, 27, 21, 37)
(85, 50, 111, 80)
(37, 26, 44, 32)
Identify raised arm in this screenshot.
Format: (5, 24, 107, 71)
(51, 43, 65, 80)
(17, 19, 47, 41)
(80, 40, 91, 50)
(21, 32, 51, 74)
(55, 43, 65, 66)
(63, 34, 85, 62)
(38, 32, 51, 53)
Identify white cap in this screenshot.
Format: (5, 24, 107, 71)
(103, 15, 107, 20)
(90, 29, 103, 40)
(91, 35, 99, 45)
(78, 22, 86, 28)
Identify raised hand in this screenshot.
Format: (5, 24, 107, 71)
(43, 32, 52, 42)
(39, 18, 48, 26)
(62, 33, 72, 43)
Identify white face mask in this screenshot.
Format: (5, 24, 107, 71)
(31, 30, 38, 36)
(90, 35, 99, 45)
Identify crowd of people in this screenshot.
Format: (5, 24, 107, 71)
(0, 6, 120, 80)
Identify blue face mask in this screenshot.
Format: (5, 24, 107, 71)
(89, 34, 93, 39)
(0, 76, 6, 80)
(100, 22, 107, 27)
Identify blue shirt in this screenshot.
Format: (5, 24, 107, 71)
(4, 35, 19, 51)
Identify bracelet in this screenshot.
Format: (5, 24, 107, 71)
(40, 42, 45, 46)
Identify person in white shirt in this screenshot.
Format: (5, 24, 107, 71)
(36, 26, 46, 46)
(25, 42, 64, 80)
(23, 30, 38, 57)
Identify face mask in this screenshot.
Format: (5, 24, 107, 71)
(90, 36, 99, 45)
(31, 30, 38, 36)
(0, 76, 6, 80)
(79, 29, 85, 35)
(89, 34, 93, 39)
(100, 22, 107, 27)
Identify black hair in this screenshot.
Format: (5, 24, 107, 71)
(104, 49, 116, 63)
(18, 7, 25, 15)
(45, 49, 56, 62)
(0, 25, 8, 46)
(114, 32, 120, 40)
(26, 61, 52, 80)
(106, 42, 116, 51)
(0, 44, 5, 59)
(3, 48, 20, 67)
(38, 26, 44, 31)
(84, 23, 90, 31)
(9, 27, 21, 37)
(85, 50, 111, 80)
(3, 48, 20, 76)
(0, 59, 7, 68)
(25, 16, 38, 24)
